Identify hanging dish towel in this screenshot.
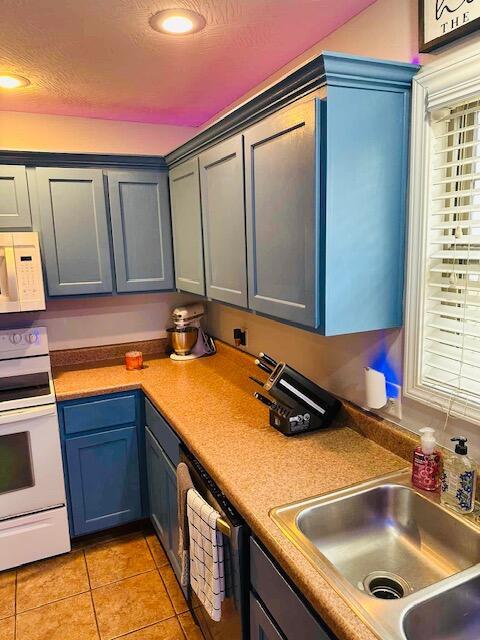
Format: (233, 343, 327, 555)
(186, 488, 225, 622)
(176, 462, 195, 587)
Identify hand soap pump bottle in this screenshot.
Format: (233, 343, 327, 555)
(412, 427, 441, 492)
(441, 437, 477, 514)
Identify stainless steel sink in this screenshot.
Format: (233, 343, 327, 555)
(403, 575, 480, 640)
(270, 469, 480, 640)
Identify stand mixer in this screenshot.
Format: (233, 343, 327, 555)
(167, 303, 216, 361)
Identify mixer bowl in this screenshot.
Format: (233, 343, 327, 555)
(167, 327, 198, 355)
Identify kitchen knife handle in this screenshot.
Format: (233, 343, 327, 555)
(259, 352, 277, 368)
(255, 359, 273, 375)
(253, 392, 274, 408)
(249, 376, 265, 388)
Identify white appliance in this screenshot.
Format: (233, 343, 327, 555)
(169, 303, 216, 361)
(0, 232, 46, 313)
(0, 327, 70, 570)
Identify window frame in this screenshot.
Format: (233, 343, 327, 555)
(405, 39, 480, 425)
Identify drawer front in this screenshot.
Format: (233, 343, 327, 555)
(63, 393, 137, 435)
(145, 398, 180, 466)
(250, 538, 334, 640)
(250, 592, 284, 640)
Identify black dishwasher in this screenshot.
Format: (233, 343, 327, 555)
(180, 445, 249, 640)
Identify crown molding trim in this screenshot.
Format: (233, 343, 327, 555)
(0, 150, 168, 170)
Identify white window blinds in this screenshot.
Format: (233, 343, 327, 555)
(422, 99, 480, 404)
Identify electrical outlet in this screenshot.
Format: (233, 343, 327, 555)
(385, 382, 402, 420)
(233, 327, 248, 348)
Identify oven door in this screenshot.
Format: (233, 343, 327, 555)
(0, 404, 66, 520)
(0, 355, 54, 412)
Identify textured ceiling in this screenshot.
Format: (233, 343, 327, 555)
(0, 0, 376, 127)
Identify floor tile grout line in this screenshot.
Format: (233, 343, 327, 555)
(13, 569, 18, 640)
(109, 613, 182, 640)
(88, 591, 102, 640)
(15, 562, 164, 614)
(144, 532, 170, 569)
(15, 587, 92, 616)
(157, 567, 178, 616)
(83, 548, 102, 639)
(81, 549, 92, 590)
(158, 565, 190, 616)
(13, 570, 17, 640)
(90, 568, 158, 592)
(176, 613, 189, 640)
(142, 531, 189, 619)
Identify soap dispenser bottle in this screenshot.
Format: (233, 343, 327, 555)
(412, 427, 441, 492)
(441, 437, 477, 514)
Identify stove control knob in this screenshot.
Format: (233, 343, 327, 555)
(10, 333, 22, 344)
(26, 332, 38, 344)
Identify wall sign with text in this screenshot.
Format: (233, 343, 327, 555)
(420, 1, 480, 52)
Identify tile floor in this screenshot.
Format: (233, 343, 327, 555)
(0, 526, 204, 640)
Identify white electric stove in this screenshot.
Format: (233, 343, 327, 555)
(0, 327, 70, 570)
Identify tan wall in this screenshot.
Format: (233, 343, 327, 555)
(0, 111, 196, 155)
(0, 292, 204, 351)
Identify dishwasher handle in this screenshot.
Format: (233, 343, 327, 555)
(217, 517, 231, 537)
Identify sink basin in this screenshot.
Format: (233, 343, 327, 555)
(270, 470, 480, 640)
(296, 483, 480, 596)
(403, 575, 480, 640)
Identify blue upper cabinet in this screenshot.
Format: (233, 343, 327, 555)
(166, 52, 417, 335)
(0, 165, 32, 229)
(199, 135, 248, 308)
(318, 53, 416, 335)
(169, 158, 205, 295)
(108, 170, 174, 293)
(244, 99, 321, 327)
(35, 167, 113, 296)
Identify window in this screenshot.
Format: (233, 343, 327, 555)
(405, 41, 480, 424)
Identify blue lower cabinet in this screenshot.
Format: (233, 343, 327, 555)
(66, 426, 142, 536)
(250, 538, 337, 640)
(145, 426, 181, 580)
(59, 391, 146, 538)
(250, 593, 284, 640)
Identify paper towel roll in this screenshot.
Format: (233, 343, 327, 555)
(364, 367, 387, 409)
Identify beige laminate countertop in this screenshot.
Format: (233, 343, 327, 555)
(53, 342, 408, 640)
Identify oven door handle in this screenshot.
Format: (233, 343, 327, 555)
(0, 405, 56, 426)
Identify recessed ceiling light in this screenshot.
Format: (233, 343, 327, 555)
(149, 9, 206, 35)
(0, 74, 30, 89)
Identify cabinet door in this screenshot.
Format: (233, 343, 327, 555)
(35, 167, 113, 295)
(108, 170, 174, 293)
(169, 158, 205, 295)
(0, 165, 32, 228)
(199, 136, 248, 307)
(145, 427, 181, 580)
(244, 99, 321, 327)
(66, 426, 142, 536)
(250, 593, 284, 640)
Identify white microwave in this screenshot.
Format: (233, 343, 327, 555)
(0, 232, 46, 313)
